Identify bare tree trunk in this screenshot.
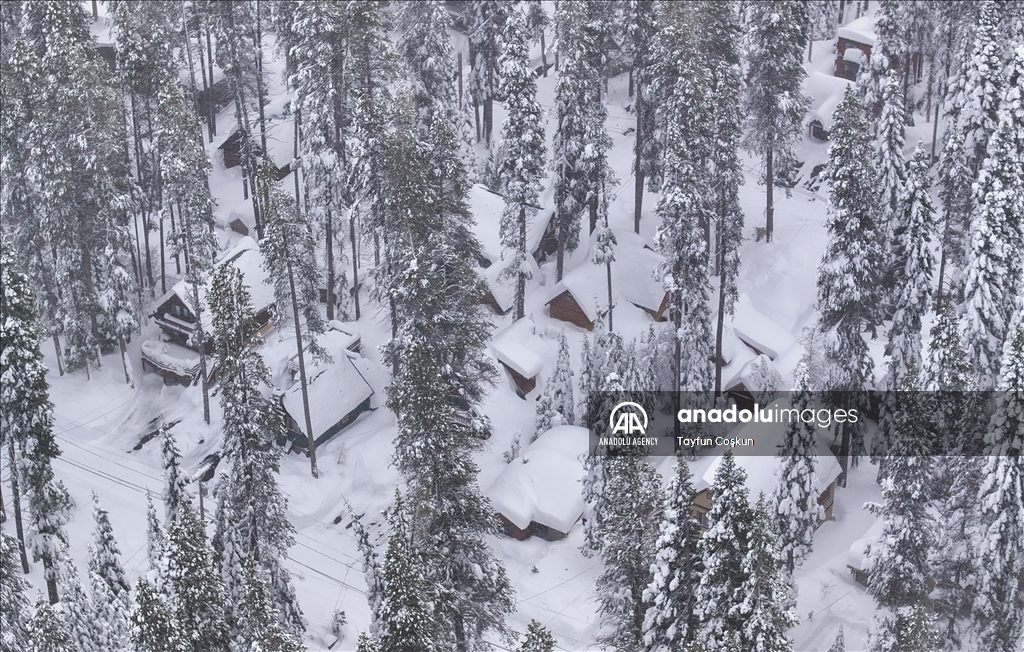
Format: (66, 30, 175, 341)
(633, 82, 644, 234)
(7, 438, 30, 574)
(286, 254, 318, 479)
(808, 36, 814, 63)
(326, 209, 336, 321)
(516, 206, 526, 320)
(92, 0, 98, 20)
(189, 269, 211, 425)
(351, 208, 360, 320)
(605, 259, 613, 332)
(207, 27, 216, 139)
(457, 52, 464, 106)
(540, 30, 548, 76)
(130, 92, 154, 288)
(119, 338, 132, 387)
(765, 147, 774, 243)
(556, 217, 565, 282)
(714, 248, 727, 398)
(169, 203, 181, 275)
(454, 611, 467, 652)
(52, 334, 64, 377)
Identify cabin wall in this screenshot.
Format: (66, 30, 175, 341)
(501, 362, 537, 398)
(547, 291, 594, 330)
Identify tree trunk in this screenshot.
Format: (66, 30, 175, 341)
(326, 210, 335, 321)
(159, 208, 166, 294)
(808, 36, 814, 63)
(483, 96, 493, 148)
(556, 218, 565, 282)
(119, 338, 132, 387)
(351, 210, 360, 320)
(207, 26, 216, 139)
(765, 147, 774, 243)
(169, 203, 181, 274)
(190, 278, 211, 425)
(130, 92, 154, 288)
(474, 100, 481, 142)
(92, 0, 98, 20)
(633, 83, 644, 234)
(714, 262, 727, 399)
(454, 611, 467, 652)
(837, 417, 851, 488)
(605, 259, 613, 332)
(457, 52, 464, 106)
(52, 334, 64, 377)
(7, 438, 30, 574)
(540, 30, 548, 77)
(286, 255, 318, 479)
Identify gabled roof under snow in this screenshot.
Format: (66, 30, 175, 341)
(546, 229, 665, 321)
(490, 317, 547, 379)
(281, 330, 374, 439)
(836, 14, 878, 47)
(485, 425, 589, 533)
(728, 293, 797, 360)
(153, 236, 275, 330)
(805, 72, 855, 131)
(468, 185, 544, 311)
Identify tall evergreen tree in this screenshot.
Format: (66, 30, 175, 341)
(525, 1, 550, 76)
(816, 88, 880, 484)
(936, 118, 973, 305)
(160, 425, 190, 529)
(642, 458, 700, 652)
(374, 492, 436, 652)
(774, 364, 824, 576)
(742, 0, 811, 243)
(145, 494, 165, 573)
(26, 593, 72, 652)
(535, 330, 575, 437)
(625, 0, 658, 233)
(466, 1, 509, 146)
(129, 578, 182, 652)
(58, 548, 101, 652)
(956, 0, 1004, 172)
(208, 262, 303, 640)
(519, 620, 557, 652)
(163, 500, 230, 652)
(972, 301, 1024, 652)
(87, 496, 131, 651)
(873, 74, 907, 315)
(497, 8, 546, 321)
(828, 625, 845, 652)
(260, 163, 328, 478)
(0, 240, 72, 603)
(236, 561, 303, 652)
(694, 450, 754, 650)
(736, 494, 798, 652)
(0, 533, 31, 652)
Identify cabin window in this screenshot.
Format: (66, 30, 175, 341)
(168, 303, 191, 321)
(837, 59, 860, 81)
(809, 120, 829, 142)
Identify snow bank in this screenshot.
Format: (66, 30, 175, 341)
(485, 425, 589, 534)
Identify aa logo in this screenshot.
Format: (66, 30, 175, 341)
(609, 401, 648, 435)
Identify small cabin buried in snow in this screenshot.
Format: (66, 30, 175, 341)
(805, 72, 855, 141)
(278, 328, 374, 452)
(834, 14, 922, 82)
(486, 425, 589, 541)
(489, 318, 548, 398)
(141, 237, 275, 385)
(545, 229, 668, 330)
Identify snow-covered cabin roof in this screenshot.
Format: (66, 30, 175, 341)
(485, 425, 589, 533)
(805, 72, 855, 131)
(281, 331, 374, 439)
(836, 14, 877, 47)
(694, 404, 843, 500)
(153, 236, 274, 330)
(468, 185, 543, 311)
(723, 353, 781, 394)
(848, 519, 884, 572)
(727, 293, 797, 360)
(546, 229, 665, 321)
(490, 318, 547, 379)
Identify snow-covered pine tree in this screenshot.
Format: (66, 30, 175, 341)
(289, 0, 359, 322)
(399, 0, 458, 123)
(145, 494, 165, 573)
(873, 74, 908, 317)
(742, 0, 811, 243)
(207, 261, 303, 640)
(748, 354, 784, 405)
(57, 548, 101, 652)
(694, 450, 754, 651)
(654, 55, 715, 396)
(858, 0, 905, 116)
(552, 330, 575, 426)
(736, 493, 798, 652)
(20, 0, 136, 372)
(525, 1, 550, 75)
(129, 578, 181, 652)
(582, 371, 661, 652)
(26, 593, 72, 652)
(963, 99, 1024, 389)
(374, 491, 436, 652)
(0, 241, 73, 604)
(497, 8, 546, 320)
(625, 0, 658, 233)
(972, 300, 1024, 652)
(774, 364, 824, 576)
(466, 1, 509, 146)
(865, 370, 935, 649)
(808, 1, 839, 63)
(592, 192, 617, 330)
(519, 620, 557, 652)
(236, 561, 303, 652)
(160, 426, 191, 529)
(577, 335, 596, 426)
(0, 533, 31, 652)
(87, 496, 131, 651)
(260, 161, 328, 478)
(163, 499, 230, 652)
(936, 126, 973, 305)
(642, 458, 700, 652)
(828, 625, 845, 652)
(956, 0, 1005, 172)
(551, 0, 598, 281)
(816, 87, 880, 483)
(155, 73, 217, 422)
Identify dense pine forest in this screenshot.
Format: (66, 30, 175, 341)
(0, 1, 1021, 651)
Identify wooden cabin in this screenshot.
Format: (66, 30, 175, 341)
(545, 229, 669, 331)
(196, 78, 233, 120)
(280, 330, 375, 452)
(486, 426, 588, 542)
(490, 318, 546, 399)
(141, 238, 275, 384)
(217, 127, 292, 180)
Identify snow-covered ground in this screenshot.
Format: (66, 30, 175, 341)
(0, 5, 939, 651)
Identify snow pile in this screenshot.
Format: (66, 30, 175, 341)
(485, 425, 589, 535)
(727, 292, 798, 360)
